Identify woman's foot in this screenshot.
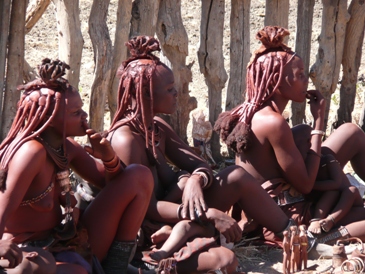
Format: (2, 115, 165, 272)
(320, 215, 335, 232)
(150, 250, 169, 262)
(151, 225, 172, 244)
(308, 219, 322, 234)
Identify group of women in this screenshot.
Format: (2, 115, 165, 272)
(1, 26, 365, 274)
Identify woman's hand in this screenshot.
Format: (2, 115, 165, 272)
(204, 208, 242, 243)
(306, 89, 326, 123)
(0, 239, 23, 268)
(181, 176, 208, 221)
(83, 128, 115, 162)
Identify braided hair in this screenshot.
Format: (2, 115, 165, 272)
(214, 26, 296, 153)
(0, 58, 72, 190)
(109, 36, 162, 159)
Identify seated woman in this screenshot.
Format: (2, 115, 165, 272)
(0, 59, 153, 273)
(214, 25, 365, 245)
(105, 35, 293, 273)
(292, 124, 364, 235)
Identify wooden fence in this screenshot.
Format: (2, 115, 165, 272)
(1, 0, 365, 161)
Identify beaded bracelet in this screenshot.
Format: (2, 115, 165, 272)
(177, 171, 191, 182)
(311, 129, 325, 136)
(103, 154, 121, 173)
(177, 203, 184, 220)
(192, 167, 213, 189)
(191, 172, 209, 188)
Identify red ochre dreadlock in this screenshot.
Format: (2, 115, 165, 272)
(0, 58, 71, 190)
(214, 26, 296, 153)
(109, 36, 161, 159)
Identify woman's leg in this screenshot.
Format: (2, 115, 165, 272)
(204, 165, 289, 234)
(176, 246, 239, 274)
(322, 123, 365, 180)
(82, 164, 153, 261)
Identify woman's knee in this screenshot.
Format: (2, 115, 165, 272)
(117, 164, 154, 195)
(207, 247, 238, 272)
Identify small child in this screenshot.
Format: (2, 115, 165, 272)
(292, 124, 364, 234)
(143, 219, 216, 264)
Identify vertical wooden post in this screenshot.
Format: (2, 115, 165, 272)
(1, 0, 26, 140)
(290, 0, 315, 126)
(156, 0, 196, 143)
(198, 0, 227, 161)
(337, 0, 365, 127)
(310, 0, 350, 130)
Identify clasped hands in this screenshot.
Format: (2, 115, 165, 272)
(181, 177, 242, 243)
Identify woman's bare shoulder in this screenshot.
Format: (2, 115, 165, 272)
(253, 109, 290, 135)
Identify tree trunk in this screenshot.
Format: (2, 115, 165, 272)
(226, 0, 250, 111)
(198, 0, 228, 161)
(309, 0, 349, 131)
(337, 0, 365, 127)
(88, 0, 113, 132)
(25, 0, 51, 34)
(0, 0, 11, 138)
(129, 0, 160, 38)
(53, 0, 83, 88)
(264, 0, 289, 30)
(1, 0, 26, 140)
(108, 0, 133, 122)
(156, 0, 196, 143)
(23, 59, 37, 83)
(290, 0, 315, 127)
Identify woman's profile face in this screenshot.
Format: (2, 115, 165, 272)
(279, 55, 308, 103)
(152, 64, 177, 115)
(51, 90, 88, 137)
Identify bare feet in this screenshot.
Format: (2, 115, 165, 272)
(151, 225, 172, 244)
(308, 218, 322, 234)
(238, 218, 259, 234)
(150, 250, 169, 262)
(320, 215, 335, 232)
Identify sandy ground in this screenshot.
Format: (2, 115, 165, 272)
(24, 0, 365, 273)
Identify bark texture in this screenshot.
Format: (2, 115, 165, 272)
(53, 0, 83, 88)
(198, 0, 227, 161)
(25, 0, 51, 34)
(108, 0, 133, 121)
(1, 0, 26, 140)
(337, 0, 365, 127)
(0, 0, 11, 138)
(88, 0, 113, 132)
(264, 0, 289, 30)
(226, 0, 250, 111)
(290, 0, 315, 126)
(130, 0, 160, 38)
(156, 0, 196, 143)
(309, 0, 350, 131)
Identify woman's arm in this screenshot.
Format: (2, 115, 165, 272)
(0, 141, 46, 237)
(155, 117, 213, 219)
(312, 154, 342, 191)
(265, 114, 321, 194)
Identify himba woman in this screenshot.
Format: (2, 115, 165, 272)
(105, 35, 296, 273)
(214, 25, 365, 245)
(0, 59, 153, 273)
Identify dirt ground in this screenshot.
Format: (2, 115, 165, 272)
(24, 0, 365, 273)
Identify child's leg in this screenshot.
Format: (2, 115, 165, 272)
(321, 186, 362, 231)
(151, 225, 173, 244)
(308, 190, 339, 234)
(176, 245, 239, 274)
(151, 220, 216, 261)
